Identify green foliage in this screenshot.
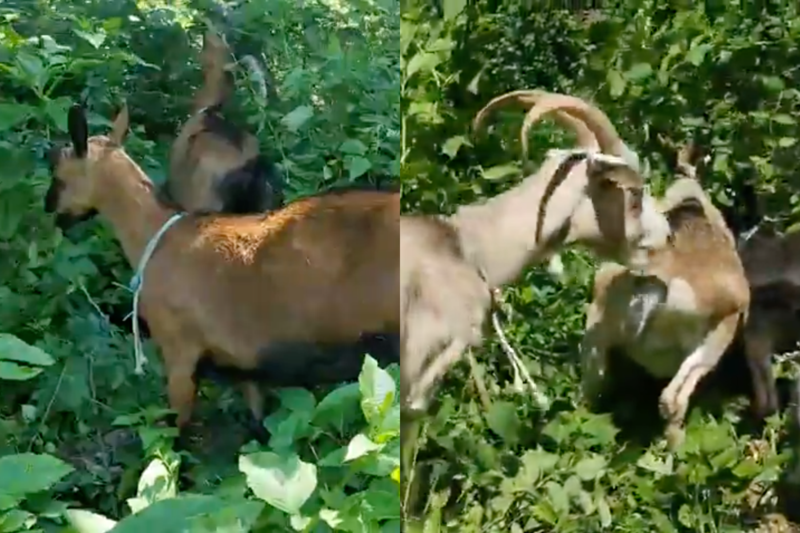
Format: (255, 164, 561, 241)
(0, 0, 399, 531)
(402, 1, 800, 531)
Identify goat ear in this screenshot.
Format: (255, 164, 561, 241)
(68, 104, 88, 158)
(587, 155, 644, 188)
(109, 103, 129, 145)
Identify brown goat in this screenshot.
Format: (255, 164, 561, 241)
(581, 142, 750, 448)
(45, 104, 399, 442)
(164, 29, 283, 215)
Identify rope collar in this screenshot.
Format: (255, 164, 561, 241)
(128, 212, 187, 375)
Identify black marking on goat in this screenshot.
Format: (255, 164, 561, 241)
(534, 152, 588, 245)
(194, 332, 399, 388)
(626, 275, 668, 339)
(216, 155, 284, 214)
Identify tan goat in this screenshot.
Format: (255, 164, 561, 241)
(581, 142, 750, 448)
(400, 91, 673, 511)
(45, 104, 399, 444)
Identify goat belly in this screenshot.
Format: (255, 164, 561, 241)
(197, 333, 399, 389)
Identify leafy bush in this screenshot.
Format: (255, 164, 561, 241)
(0, 0, 399, 531)
(402, 0, 800, 531)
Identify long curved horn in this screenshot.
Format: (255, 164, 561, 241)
(472, 89, 547, 134)
(517, 93, 627, 158)
(472, 89, 598, 163)
(521, 103, 598, 164)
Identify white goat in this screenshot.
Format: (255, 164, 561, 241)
(399, 91, 673, 513)
(580, 142, 750, 448)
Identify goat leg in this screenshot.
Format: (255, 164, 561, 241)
(659, 313, 740, 449)
(743, 329, 780, 419)
(406, 339, 468, 414)
(240, 381, 270, 444)
(466, 350, 492, 411)
(580, 303, 610, 409)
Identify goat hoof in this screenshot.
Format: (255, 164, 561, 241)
(665, 424, 685, 450)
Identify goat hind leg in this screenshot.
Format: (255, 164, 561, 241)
(659, 313, 740, 449)
(241, 381, 269, 444)
(743, 330, 779, 419)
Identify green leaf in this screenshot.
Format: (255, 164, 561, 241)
(74, 29, 107, 49)
(635, 451, 673, 477)
(607, 69, 626, 98)
(359, 355, 396, 426)
(344, 434, 383, 462)
(406, 52, 441, 78)
(44, 96, 72, 132)
(0, 509, 36, 531)
(773, 114, 795, 125)
(443, 0, 467, 21)
(481, 164, 519, 181)
(339, 138, 368, 155)
(0, 361, 44, 380)
(0, 103, 35, 131)
(313, 383, 361, 433)
(107, 495, 228, 533)
(573, 454, 607, 481)
(625, 62, 653, 81)
(441, 135, 470, 159)
(348, 156, 373, 179)
(485, 401, 520, 446)
(0, 453, 73, 498)
(778, 137, 797, 148)
(239, 452, 317, 515)
(686, 43, 712, 66)
(0, 333, 55, 367)
(281, 105, 314, 132)
(65, 509, 117, 533)
(276, 388, 317, 414)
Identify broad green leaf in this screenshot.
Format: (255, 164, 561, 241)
(65, 509, 117, 533)
(44, 96, 72, 132)
(0, 509, 36, 531)
(281, 105, 314, 132)
(276, 388, 317, 413)
(74, 29, 107, 49)
(359, 355, 396, 426)
(686, 43, 712, 66)
(344, 433, 383, 462)
(441, 135, 470, 159)
(0, 361, 44, 381)
(107, 495, 227, 533)
(406, 52, 440, 78)
(239, 452, 317, 515)
(480, 164, 519, 182)
(625, 62, 652, 81)
(573, 454, 607, 481)
(443, 0, 466, 21)
(313, 382, 361, 432)
(0, 453, 73, 498)
(607, 69, 626, 98)
(339, 139, 368, 155)
(348, 156, 373, 179)
(0, 103, 35, 132)
(485, 401, 520, 446)
(0, 334, 55, 367)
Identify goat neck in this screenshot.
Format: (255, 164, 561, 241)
(448, 156, 590, 288)
(92, 150, 180, 267)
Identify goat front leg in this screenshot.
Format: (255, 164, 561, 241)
(580, 303, 610, 410)
(659, 313, 740, 449)
(407, 339, 468, 413)
(165, 359, 198, 450)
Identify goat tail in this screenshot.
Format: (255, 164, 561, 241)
(239, 54, 268, 102)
